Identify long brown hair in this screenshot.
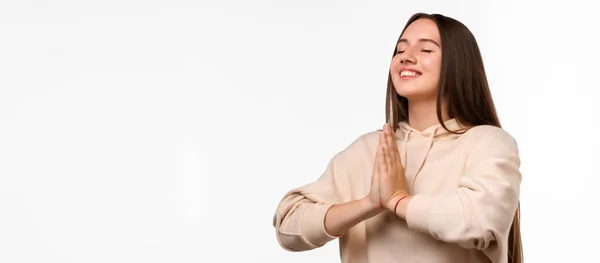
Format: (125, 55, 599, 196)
(385, 13, 523, 263)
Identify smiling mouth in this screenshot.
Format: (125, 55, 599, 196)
(400, 70, 422, 79)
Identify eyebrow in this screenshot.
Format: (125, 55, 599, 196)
(397, 38, 440, 48)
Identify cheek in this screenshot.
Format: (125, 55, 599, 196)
(389, 56, 400, 71)
(421, 56, 441, 73)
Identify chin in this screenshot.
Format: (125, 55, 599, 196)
(394, 85, 437, 101)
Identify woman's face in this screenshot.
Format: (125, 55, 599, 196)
(390, 18, 442, 101)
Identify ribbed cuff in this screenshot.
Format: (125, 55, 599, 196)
(302, 203, 338, 246)
(406, 194, 434, 234)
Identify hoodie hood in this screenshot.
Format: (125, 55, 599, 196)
(396, 118, 468, 192)
(397, 118, 467, 140)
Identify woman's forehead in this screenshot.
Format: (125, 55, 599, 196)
(399, 19, 440, 44)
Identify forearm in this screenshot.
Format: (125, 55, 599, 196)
(324, 197, 383, 236)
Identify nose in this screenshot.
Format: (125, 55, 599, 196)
(399, 50, 416, 64)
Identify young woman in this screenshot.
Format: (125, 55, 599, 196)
(272, 13, 523, 263)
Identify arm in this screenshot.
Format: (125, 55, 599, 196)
(273, 135, 378, 251)
(399, 129, 522, 250)
(325, 197, 382, 236)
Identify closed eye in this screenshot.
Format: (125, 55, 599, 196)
(396, 50, 433, 54)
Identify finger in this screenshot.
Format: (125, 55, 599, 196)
(385, 123, 401, 165)
(377, 138, 388, 175)
(381, 131, 393, 174)
(383, 124, 395, 156)
(373, 137, 381, 174)
(372, 151, 380, 185)
(378, 131, 385, 158)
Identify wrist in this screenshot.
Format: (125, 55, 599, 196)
(386, 194, 412, 219)
(394, 195, 413, 219)
(360, 197, 384, 216)
(385, 192, 408, 211)
(385, 195, 399, 211)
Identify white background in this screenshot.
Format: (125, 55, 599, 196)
(1, 0, 598, 262)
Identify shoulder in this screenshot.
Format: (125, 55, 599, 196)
(463, 125, 520, 157)
(356, 129, 381, 146)
(334, 129, 380, 161)
(464, 125, 518, 146)
(345, 129, 380, 153)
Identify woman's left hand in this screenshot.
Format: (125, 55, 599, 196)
(378, 123, 411, 212)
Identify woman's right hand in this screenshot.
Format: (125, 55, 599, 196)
(364, 130, 385, 212)
(323, 130, 386, 236)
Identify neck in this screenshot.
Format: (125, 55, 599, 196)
(407, 99, 450, 131)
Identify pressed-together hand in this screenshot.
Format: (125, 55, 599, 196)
(325, 124, 411, 236)
(366, 140, 384, 211)
(378, 123, 411, 212)
(365, 123, 411, 216)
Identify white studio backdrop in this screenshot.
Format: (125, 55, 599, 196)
(1, 0, 598, 262)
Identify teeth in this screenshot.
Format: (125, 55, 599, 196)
(400, 71, 420, 77)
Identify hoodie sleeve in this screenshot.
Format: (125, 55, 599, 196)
(272, 135, 367, 252)
(405, 128, 521, 250)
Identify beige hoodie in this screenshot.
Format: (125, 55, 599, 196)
(272, 119, 522, 263)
